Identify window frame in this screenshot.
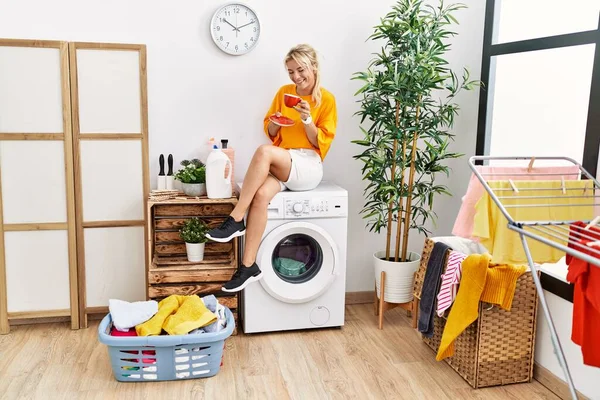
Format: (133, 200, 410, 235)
(475, 1, 600, 301)
(476, 0, 600, 176)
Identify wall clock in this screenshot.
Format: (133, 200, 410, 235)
(210, 3, 261, 56)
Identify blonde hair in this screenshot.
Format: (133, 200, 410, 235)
(285, 44, 322, 108)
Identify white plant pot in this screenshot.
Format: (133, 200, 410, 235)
(182, 183, 206, 196)
(374, 250, 421, 304)
(185, 242, 205, 262)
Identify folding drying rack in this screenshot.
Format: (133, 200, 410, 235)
(468, 155, 600, 400)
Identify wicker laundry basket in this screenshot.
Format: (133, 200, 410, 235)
(98, 306, 235, 382)
(413, 238, 539, 389)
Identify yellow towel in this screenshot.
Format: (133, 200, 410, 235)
(473, 180, 593, 264)
(136, 295, 182, 336)
(436, 254, 527, 361)
(436, 254, 489, 361)
(163, 296, 217, 336)
(136, 295, 216, 336)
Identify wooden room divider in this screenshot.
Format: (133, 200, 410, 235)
(0, 39, 149, 333)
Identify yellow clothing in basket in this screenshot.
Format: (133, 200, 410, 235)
(472, 180, 593, 264)
(136, 295, 216, 336)
(436, 254, 526, 361)
(480, 263, 527, 310)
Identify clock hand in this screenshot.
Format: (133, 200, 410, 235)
(222, 18, 239, 32)
(237, 21, 255, 29)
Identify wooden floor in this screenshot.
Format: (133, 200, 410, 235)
(0, 304, 559, 400)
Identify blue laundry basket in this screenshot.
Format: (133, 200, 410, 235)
(98, 306, 235, 382)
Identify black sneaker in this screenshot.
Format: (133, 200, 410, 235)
(205, 216, 246, 243)
(222, 263, 263, 292)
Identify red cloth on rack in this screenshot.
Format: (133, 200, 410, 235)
(566, 221, 600, 367)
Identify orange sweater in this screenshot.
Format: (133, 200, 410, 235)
(263, 84, 337, 160)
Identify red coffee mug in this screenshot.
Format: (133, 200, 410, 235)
(284, 94, 302, 108)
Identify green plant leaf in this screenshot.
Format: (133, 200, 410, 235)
(351, 0, 481, 255)
(179, 217, 209, 244)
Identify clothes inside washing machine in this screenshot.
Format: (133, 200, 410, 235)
(273, 257, 306, 276)
(271, 234, 323, 283)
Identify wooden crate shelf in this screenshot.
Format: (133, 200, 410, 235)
(152, 253, 235, 267)
(146, 195, 240, 334)
(149, 264, 236, 284)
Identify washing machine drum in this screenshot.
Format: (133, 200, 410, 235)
(256, 221, 339, 304)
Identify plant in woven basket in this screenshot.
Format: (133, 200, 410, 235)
(352, 0, 480, 263)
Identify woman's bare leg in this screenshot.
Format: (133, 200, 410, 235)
(241, 175, 282, 266)
(220, 175, 284, 292)
(230, 144, 292, 222)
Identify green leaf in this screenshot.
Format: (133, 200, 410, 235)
(351, 0, 481, 252)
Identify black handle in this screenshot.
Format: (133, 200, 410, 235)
(159, 154, 165, 175)
(167, 154, 173, 176)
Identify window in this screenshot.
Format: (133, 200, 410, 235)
(493, 0, 600, 44)
(477, 0, 600, 175)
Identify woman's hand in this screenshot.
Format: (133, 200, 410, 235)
(267, 112, 282, 136)
(294, 100, 311, 122)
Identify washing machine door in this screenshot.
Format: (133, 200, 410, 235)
(256, 221, 339, 304)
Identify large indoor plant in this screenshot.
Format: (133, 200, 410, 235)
(352, 0, 479, 303)
(174, 158, 206, 196)
(179, 217, 209, 262)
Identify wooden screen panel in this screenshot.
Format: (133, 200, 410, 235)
(0, 141, 67, 223)
(79, 140, 144, 221)
(0, 46, 63, 133)
(84, 227, 145, 307)
(5, 231, 70, 312)
(70, 43, 149, 327)
(76, 49, 141, 134)
(0, 39, 78, 334)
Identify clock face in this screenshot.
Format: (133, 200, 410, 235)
(210, 3, 260, 56)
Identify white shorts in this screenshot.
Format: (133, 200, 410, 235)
(277, 149, 323, 191)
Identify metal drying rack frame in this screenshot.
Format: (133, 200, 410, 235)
(468, 155, 600, 400)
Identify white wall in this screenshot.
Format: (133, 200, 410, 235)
(535, 290, 600, 399)
(0, 0, 485, 292)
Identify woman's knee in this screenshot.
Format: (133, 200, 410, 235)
(253, 184, 274, 207)
(254, 144, 272, 161)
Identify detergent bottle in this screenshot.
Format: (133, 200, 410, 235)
(206, 145, 232, 199)
(199, 137, 216, 164)
(220, 139, 235, 185)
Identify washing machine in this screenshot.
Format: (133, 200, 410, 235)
(241, 181, 348, 334)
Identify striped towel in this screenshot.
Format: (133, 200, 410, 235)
(436, 251, 467, 317)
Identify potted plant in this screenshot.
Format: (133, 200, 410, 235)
(179, 217, 209, 262)
(352, 0, 480, 304)
(174, 159, 206, 196)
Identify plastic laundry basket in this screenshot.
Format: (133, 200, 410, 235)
(98, 306, 235, 382)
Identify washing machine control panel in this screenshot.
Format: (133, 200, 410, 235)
(284, 197, 346, 218)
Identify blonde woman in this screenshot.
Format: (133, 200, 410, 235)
(206, 43, 338, 292)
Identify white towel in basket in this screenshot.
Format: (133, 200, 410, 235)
(109, 299, 159, 332)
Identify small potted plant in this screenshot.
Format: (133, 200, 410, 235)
(174, 159, 206, 196)
(179, 217, 209, 262)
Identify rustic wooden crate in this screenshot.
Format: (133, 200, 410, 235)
(146, 195, 240, 334)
